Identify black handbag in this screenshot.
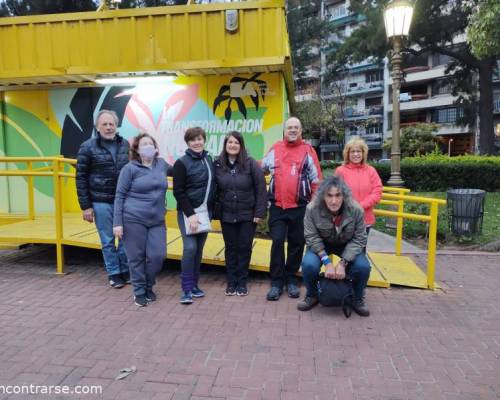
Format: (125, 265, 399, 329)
(317, 276, 354, 318)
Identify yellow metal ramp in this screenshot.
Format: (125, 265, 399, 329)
(0, 213, 431, 289)
(368, 253, 430, 289)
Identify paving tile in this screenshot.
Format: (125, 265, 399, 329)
(0, 248, 500, 399)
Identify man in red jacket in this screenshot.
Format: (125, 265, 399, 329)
(262, 117, 323, 301)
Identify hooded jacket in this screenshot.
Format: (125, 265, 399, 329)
(335, 163, 382, 225)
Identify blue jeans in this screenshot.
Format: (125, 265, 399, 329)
(301, 248, 371, 300)
(177, 211, 208, 292)
(93, 202, 128, 276)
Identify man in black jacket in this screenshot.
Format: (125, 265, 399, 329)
(76, 110, 130, 288)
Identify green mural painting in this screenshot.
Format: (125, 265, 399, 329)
(1, 72, 286, 214)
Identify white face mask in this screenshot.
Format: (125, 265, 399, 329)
(138, 144, 157, 161)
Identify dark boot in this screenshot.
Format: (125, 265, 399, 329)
(297, 296, 319, 311)
(352, 298, 370, 317)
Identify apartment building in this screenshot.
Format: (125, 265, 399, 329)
(319, 0, 384, 160)
(384, 50, 476, 156)
(294, 1, 499, 158)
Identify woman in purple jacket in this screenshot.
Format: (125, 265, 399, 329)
(214, 131, 267, 296)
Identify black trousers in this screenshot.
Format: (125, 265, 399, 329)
(221, 221, 257, 287)
(268, 204, 306, 287)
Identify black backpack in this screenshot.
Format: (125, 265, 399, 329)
(317, 276, 354, 318)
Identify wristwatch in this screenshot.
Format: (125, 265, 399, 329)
(340, 258, 348, 266)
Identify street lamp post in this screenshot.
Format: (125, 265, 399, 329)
(384, 0, 414, 187)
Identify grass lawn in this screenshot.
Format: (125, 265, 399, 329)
(373, 191, 500, 248)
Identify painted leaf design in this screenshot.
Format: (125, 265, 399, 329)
(60, 87, 132, 158)
(213, 95, 230, 113)
(249, 94, 259, 111)
(224, 100, 233, 121)
(234, 97, 247, 118)
(217, 85, 230, 98)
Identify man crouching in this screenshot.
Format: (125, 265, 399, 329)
(298, 176, 371, 316)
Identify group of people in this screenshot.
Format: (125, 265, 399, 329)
(76, 110, 382, 316)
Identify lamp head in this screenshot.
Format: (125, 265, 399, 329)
(384, 0, 414, 39)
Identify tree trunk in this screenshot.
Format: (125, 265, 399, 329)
(478, 58, 497, 155)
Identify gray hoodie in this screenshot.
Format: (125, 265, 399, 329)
(113, 158, 171, 227)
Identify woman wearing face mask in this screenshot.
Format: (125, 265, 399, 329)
(214, 131, 267, 296)
(335, 137, 382, 238)
(113, 133, 172, 307)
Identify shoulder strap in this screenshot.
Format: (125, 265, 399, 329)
(201, 157, 212, 207)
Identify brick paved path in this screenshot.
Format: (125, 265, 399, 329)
(0, 246, 499, 400)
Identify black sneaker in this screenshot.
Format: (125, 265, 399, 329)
(122, 272, 131, 284)
(145, 290, 157, 302)
(225, 285, 237, 296)
(266, 286, 282, 301)
(109, 274, 125, 289)
(286, 283, 300, 298)
(297, 296, 319, 311)
(352, 299, 370, 317)
(236, 285, 248, 296)
(134, 295, 148, 307)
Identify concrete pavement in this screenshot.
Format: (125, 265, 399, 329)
(0, 245, 499, 400)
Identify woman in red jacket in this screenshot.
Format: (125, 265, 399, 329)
(335, 137, 383, 236)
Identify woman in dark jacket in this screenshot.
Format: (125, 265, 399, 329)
(214, 131, 267, 296)
(173, 127, 215, 304)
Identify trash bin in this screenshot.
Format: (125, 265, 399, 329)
(446, 189, 486, 236)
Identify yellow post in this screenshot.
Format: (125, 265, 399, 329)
(427, 201, 439, 289)
(27, 161, 35, 220)
(52, 158, 65, 274)
(395, 198, 404, 255)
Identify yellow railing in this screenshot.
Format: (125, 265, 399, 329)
(375, 188, 446, 289)
(0, 157, 446, 288)
(0, 157, 76, 274)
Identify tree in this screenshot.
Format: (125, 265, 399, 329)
(384, 123, 441, 157)
(467, 0, 500, 60)
(286, 0, 328, 88)
(0, 0, 186, 16)
(327, 0, 498, 155)
(0, 0, 96, 16)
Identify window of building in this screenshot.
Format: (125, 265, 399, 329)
(365, 97, 382, 107)
(432, 53, 452, 67)
(327, 3, 347, 20)
(431, 79, 452, 96)
(366, 123, 383, 135)
(365, 70, 383, 83)
(431, 107, 464, 123)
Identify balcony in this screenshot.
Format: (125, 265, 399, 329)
(388, 65, 447, 85)
(345, 106, 383, 121)
(387, 123, 470, 137)
(364, 135, 383, 149)
(398, 95, 455, 111)
(303, 67, 320, 80)
(323, 81, 383, 99)
(295, 89, 319, 102)
(345, 133, 383, 149)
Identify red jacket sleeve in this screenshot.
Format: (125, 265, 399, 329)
(359, 166, 383, 209)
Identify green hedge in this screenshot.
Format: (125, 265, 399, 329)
(322, 155, 500, 191)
